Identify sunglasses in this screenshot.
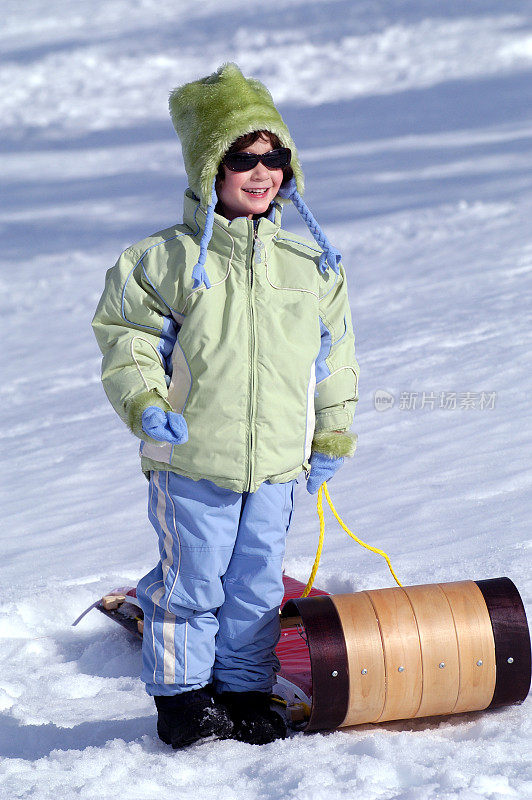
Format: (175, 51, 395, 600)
(222, 147, 292, 172)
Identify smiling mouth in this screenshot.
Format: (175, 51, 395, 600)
(243, 188, 270, 196)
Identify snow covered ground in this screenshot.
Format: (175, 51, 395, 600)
(1, 1, 531, 797)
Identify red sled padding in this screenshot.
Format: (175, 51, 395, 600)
(276, 575, 327, 698)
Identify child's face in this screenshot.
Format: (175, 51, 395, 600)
(216, 134, 284, 221)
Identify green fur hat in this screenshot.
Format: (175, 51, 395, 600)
(169, 62, 342, 291)
(169, 62, 305, 208)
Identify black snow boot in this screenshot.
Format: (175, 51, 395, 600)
(154, 685, 233, 749)
(216, 690, 287, 745)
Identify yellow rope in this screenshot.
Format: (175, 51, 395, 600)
(300, 481, 326, 597)
(301, 480, 402, 597)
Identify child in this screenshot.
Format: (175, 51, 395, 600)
(92, 63, 359, 748)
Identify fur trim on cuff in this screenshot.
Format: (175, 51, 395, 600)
(311, 430, 358, 459)
(126, 389, 173, 440)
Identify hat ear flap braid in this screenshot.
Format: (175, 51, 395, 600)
(191, 179, 217, 290)
(277, 178, 342, 274)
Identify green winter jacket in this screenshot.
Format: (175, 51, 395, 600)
(92, 189, 359, 493)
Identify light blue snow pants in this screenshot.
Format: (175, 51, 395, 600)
(136, 470, 296, 697)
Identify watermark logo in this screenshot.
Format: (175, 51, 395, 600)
(373, 390, 497, 411)
(374, 389, 395, 411)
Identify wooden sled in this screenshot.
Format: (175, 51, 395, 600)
(79, 574, 531, 732)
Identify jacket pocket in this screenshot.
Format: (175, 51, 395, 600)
(264, 241, 320, 297)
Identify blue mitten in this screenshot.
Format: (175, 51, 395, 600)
(306, 451, 344, 494)
(141, 406, 188, 445)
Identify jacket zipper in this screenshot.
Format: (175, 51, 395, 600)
(246, 220, 259, 492)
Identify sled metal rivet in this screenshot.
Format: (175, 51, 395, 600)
(439, 662, 445, 669)
(507, 657, 514, 664)
(361, 668, 368, 675)
(398, 666, 405, 673)
(476, 660, 483, 667)
(331, 670, 338, 678)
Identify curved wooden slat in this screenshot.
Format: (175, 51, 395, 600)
(365, 587, 423, 722)
(439, 580, 496, 713)
(331, 592, 386, 726)
(402, 583, 460, 718)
